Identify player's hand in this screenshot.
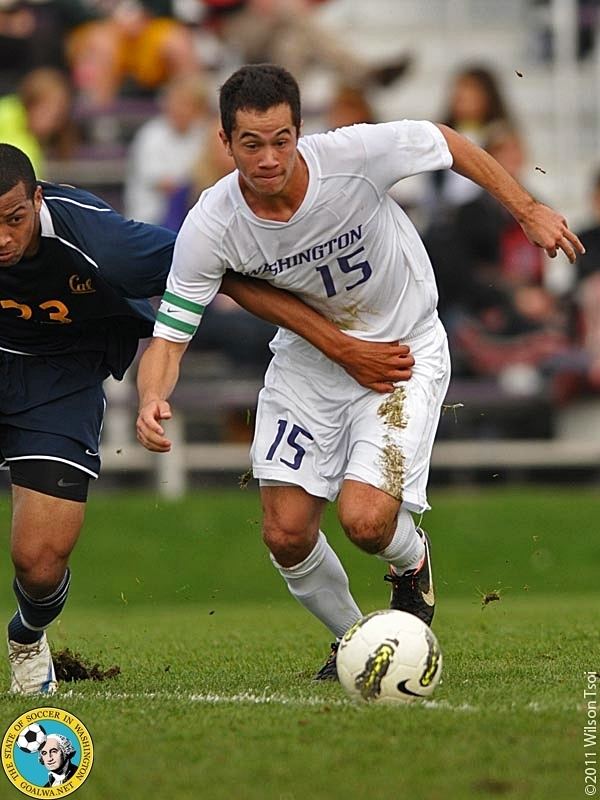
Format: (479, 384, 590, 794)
(338, 339, 415, 393)
(136, 400, 173, 452)
(520, 202, 585, 263)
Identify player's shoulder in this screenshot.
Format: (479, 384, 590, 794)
(300, 123, 403, 170)
(300, 125, 368, 159)
(40, 182, 120, 250)
(187, 172, 238, 232)
(40, 181, 113, 215)
(303, 120, 437, 152)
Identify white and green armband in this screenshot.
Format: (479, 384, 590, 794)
(154, 291, 205, 340)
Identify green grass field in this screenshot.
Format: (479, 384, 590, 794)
(0, 486, 598, 799)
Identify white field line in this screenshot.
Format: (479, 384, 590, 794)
(57, 689, 575, 713)
(59, 688, 474, 709)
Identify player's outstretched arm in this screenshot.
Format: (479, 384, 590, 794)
(437, 124, 585, 264)
(220, 273, 414, 393)
(136, 338, 189, 452)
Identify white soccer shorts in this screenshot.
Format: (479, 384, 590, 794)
(251, 317, 451, 512)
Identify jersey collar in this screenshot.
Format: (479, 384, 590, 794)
(39, 200, 55, 238)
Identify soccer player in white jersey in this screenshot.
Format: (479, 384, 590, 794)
(136, 64, 584, 679)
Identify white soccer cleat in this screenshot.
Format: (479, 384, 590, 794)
(8, 633, 58, 695)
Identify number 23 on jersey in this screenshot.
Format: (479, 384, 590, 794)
(0, 298, 72, 324)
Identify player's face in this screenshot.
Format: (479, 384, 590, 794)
(40, 740, 63, 770)
(0, 181, 42, 267)
(220, 104, 300, 198)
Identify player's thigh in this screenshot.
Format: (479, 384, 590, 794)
(0, 381, 105, 566)
(10, 484, 86, 567)
(251, 357, 351, 502)
(260, 482, 327, 538)
(345, 323, 450, 511)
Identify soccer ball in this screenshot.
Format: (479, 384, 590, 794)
(337, 609, 442, 704)
(16, 723, 47, 754)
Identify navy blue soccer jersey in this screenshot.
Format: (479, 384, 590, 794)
(0, 182, 176, 378)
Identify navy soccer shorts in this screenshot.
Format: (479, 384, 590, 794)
(0, 351, 108, 486)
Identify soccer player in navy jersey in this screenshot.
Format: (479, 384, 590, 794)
(0, 142, 412, 694)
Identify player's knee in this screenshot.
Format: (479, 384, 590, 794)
(341, 511, 393, 554)
(262, 520, 314, 566)
(11, 545, 70, 594)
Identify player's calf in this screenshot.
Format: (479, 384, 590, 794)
(6, 570, 70, 694)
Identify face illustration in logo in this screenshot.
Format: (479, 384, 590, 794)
(39, 734, 78, 784)
(40, 739, 63, 771)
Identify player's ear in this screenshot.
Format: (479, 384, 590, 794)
(218, 129, 233, 157)
(33, 185, 43, 213)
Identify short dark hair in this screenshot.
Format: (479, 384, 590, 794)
(0, 143, 37, 198)
(219, 64, 301, 140)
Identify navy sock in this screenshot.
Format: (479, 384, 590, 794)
(8, 569, 71, 644)
(7, 611, 42, 644)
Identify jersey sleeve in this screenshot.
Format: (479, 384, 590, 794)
(44, 184, 177, 298)
(92, 214, 176, 298)
(356, 120, 453, 192)
(153, 210, 225, 342)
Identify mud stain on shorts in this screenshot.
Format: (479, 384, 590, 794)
(377, 385, 408, 429)
(377, 385, 408, 499)
(378, 438, 405, 499)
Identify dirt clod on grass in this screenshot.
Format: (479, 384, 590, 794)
(481, 590, 502, 607)
(53, 648, 121, 682)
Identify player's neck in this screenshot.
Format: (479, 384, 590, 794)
(240, 153, 308, 222)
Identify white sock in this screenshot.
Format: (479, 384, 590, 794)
(376, 508, 424, 575)
(271, 531, 362, 639)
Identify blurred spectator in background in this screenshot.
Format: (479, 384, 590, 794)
(66, 0, 200, 109)
(0, 0, 67, 91)
(442, 65, 512, 139)
(423, 64, 520, 324)
(432, 122, 571, 397)
(325, 83, 376, 130)
(202, 0, 412, 91)
(429, 64, 515, 211)
(424, 64, 518, 329)
(576, 168, 600, 277)
(162, 114, 233, 230)
(124, 74, 208, 223)
(573, 169, 600, 391)
(531, 0, 600, 61)
(0, 67, 79, 176)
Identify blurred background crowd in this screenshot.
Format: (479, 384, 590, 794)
(2, 0, 600, 457)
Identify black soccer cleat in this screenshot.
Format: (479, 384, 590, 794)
(384, 529, 435, 626)
(313, 641, 339, 681)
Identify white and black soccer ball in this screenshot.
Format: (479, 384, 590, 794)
(337, 609, 442, 704)
(16, 723, 47, 754)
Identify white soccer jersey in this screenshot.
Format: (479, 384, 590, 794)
(154, 120, 452, 345)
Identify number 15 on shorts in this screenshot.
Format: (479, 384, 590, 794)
(266, 419, 314, 470)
